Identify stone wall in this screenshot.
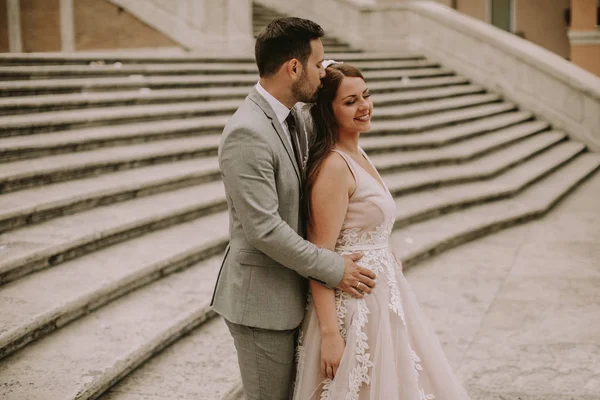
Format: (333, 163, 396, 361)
(370, 1, 600, 151)
(0, 0, 8, 52)
(572, 43, 600, 76)
(516, 0, 571, 59)
(456, 0, 487, 22)
(20, 0, 61, 52)
(108, 0, 254, 55)
(74, 0, 179, 51)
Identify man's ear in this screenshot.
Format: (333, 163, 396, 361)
(287, 59, 302, 80)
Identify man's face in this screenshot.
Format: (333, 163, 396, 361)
(292, 39, 326, 103)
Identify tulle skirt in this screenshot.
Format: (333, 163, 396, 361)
(292, 247, 470, 400)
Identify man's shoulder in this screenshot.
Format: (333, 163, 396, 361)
(225, 96, 270, 135)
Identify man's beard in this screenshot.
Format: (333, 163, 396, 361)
(292, 72, 319, 103)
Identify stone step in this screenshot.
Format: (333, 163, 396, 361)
(371, 84, 485, 106)
(0, 116, 536, 233)
(0, 83, 479, 118)
(99, 316, 241, 400)
(383, 132, 568, 195)
(0, 254, 224, 400)
(0, 67, 452, 98)
(0, 99, 240, 136)
(0, 89, 488, 137)
(367, 102, 517, 135)
(0, 52, 422, 66)
(341, 59, 440, 70)
(369, 122, 552, 173)
(367, 76, 469, 93)
(0, 63, 259, 80)
(0, 54, 252, 66)
(0, 74, 259, 97)
(392, 153, 600, 268)
(323, 45, 360, 53)
(360, 111, 534, 151)
(0, 107, 528, 195)
(0, 159, 213, 234)
(0, 118, 225, 161)
(0, 89, 492, 162)
(374, 93, 501, 121)
(393, 141, 586, 227)
(0, 212, 228, 359)
(4, 58, 442, 81)
(0, 141, 582, 358)
(326, 52, 425, 61)
(0, 137, 220, 194)
(6, 152, 593, 400)
(100, 151, 598, 400)
(1, 144, 593, 392)
(0, 128, 561, 284)
(0, 182, 226, 285)
(365, 67, 454, 81)
(0, 87, 254, 116)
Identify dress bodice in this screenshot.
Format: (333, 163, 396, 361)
(332, 148, 397, 252)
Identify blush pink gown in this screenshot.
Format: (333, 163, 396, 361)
(292, 148, 470, 400)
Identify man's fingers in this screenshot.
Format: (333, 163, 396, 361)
(347, 286, 364, 299)
(357, 275, 376, 291)
(357, 281, 373, 294)
(349, 252, 363, 261)
(358, 266, 376, 280)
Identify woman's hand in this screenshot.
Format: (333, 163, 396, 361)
(320, 331, 345, 379)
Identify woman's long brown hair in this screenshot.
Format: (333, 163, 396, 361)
(303, 63, 366, 227)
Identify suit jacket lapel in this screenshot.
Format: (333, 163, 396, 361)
(248, 88, 302, 183)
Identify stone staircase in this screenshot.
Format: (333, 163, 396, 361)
(252, 2, 358, 53)
(1, 16, 600, 400)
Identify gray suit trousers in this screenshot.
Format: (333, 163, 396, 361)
(225, 319, 297, 400)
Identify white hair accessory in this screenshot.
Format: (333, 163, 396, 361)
(322, 59, 343, 69)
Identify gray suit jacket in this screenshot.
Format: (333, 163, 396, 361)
(211, 87, 345, 330)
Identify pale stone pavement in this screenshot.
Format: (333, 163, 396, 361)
(403, 171, 600, 399)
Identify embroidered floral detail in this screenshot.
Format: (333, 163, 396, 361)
(298, 215, 438, 399)
(411, 350, 424, 374)
(319, 379, 333, 400)
(335, 220, 394, 250)
(383, 251, 407, 324)
(292, 330, 306, 399)
(334, 289, 349, 339)
(345, 299, 373, 400)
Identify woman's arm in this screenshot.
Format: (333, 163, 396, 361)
(308, 152, 355, 379)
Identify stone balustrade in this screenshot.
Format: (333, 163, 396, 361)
(108, 0, 255, 55)
(255, 0, 600, 151)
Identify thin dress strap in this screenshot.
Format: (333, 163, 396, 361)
(359, 147, 389, 192)
(331, 149, 359, 194)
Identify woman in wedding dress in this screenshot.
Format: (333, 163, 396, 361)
(292, 62, 470, 400)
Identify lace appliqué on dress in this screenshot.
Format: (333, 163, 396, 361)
(335, 220, 394, 250)
(346, 299, 373, 400)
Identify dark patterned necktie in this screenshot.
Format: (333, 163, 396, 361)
(285, 112, 304, 178)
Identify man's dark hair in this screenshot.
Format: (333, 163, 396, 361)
(255, 17, 324, 77)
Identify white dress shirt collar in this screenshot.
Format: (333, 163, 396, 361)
(255, 81, 291, 125)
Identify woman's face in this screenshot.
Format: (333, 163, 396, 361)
(331, 76, 373, 135)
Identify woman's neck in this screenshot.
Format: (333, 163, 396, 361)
(335, 131, 360, 155)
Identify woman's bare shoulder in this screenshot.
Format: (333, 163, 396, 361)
(314, 151, 355, 194)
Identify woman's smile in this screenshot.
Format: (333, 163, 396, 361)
(355, 113, 370, 122)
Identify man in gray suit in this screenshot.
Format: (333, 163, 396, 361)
(211, 18, 376, 399)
